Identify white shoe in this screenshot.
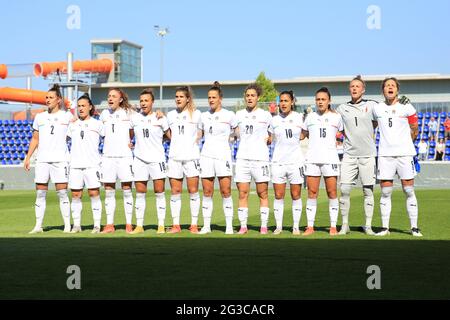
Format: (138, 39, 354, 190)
(91, 226, 101, 234)
(63, 225, 72, 233)
(199, 227, 211, 235)
(225, 227, 234, 235)
(375, 228, 390, 236)
(411, 228, 423, 237)
(292, 228, 301, 235)
(29, 227, 43, 234)
(363, 226, 376, 236)
(273, 228, 283, 235)
(70, 226, 82, 233)
(338, 224, 350, 235)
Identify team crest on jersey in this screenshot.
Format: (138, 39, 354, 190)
(183, 116, 187, 120)
(252, 116, 256, 120)
(392, 110, 396, 114)
(325, 119, 329, 123)
(116, 115, 119, 118)
(215, 116, 219, 120)
(289, 120, 293, 123)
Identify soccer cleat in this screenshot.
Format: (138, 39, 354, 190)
(225, 227, 234, 235)
(292, 228, 301, 235)
(338, 224, 350, 235)
(363, 226, 376, 236)
(273, 228, 283, 235)
(329, 227, 338, 236)
(101, 224, 115, 234)
(130, 226, 144, 234)
(70, 226, 82, 233)
(63, 225, 72, 233)
(375, 228, 390, 236)
(302, 226, 315, 236)
(157, 225, 165, 234)
(168, 224, 181, 234)
(91, 226, 101, 234)
(126, 224, 134, 233)
(411, 228, 423, 237)
(189, 224, 199, 234)
(28, 227, 43, 234)
(237, 227, 248, 235)
(260, 226, 268, 235)
(199, 227, 211, 235)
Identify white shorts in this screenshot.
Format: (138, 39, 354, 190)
(200, 156, 232, 178)
(167, 158, 200, 179)
(133, 157, 167, 181)
(340, 155, 376, 186)
(100, 157, 134, 183)
(271, 163, 305, 185)
(234, 159, 270, 183)
(304, 163, 340, 177)
(377, 156, 417, 180)
(69, 167, 101, 190)
(35, 162, 69, 184)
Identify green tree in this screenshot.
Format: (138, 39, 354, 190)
(255, 71, 278, 103)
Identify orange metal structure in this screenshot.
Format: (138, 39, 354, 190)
(33, 59, 113, 77)
(0, 87, 69, 106)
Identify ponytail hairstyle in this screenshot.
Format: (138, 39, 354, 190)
(209, 81, 223, 98)
(109, 87, 134, 113)
(245, 83, 263, 97)
(315, 87, 333, 111)
(175, 86, 196, 118)
(48, 84, 65, 110)
(77, 93, 96, 116)
(279, 90, 296, 111)
(351, 74, 366, 88)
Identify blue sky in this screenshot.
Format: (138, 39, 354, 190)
(1, 0, 450, 91)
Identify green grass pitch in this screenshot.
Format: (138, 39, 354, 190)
(0, 188, 449, 299)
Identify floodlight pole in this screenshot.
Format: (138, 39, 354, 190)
(154, 26, 169, 112)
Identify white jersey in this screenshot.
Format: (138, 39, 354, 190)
(167, 109, 201, 161)
(303, 111, 343, 164)
(236, 108, 272, 161)
(131, 112, 169, 163)
(270, 111, 305, 164)
(336, 99, 377, 157)
(100, 108, 133, 158)
(67, 118, 103, 168)
(32, 110, 73, 163)
(373, 102, 417, 157)
(200, 108, 238, 161)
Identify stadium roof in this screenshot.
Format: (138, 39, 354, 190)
(92, 73, 450, 88)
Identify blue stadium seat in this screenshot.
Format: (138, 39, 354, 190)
(23, 120, 29, 126)
(17, 125, 24, 132)
(17, 120, 23, 126)
(1, 160, 6, 165)
(3, 120, 9, 126)
(0, 154, 4, 161)
(1, 140, 7, 146)
(0, 126, 4, 133)
(4, 153, 11, 160)
(432, 112, 439, 119)
(439, 133, 445, 139)
(446, 141, 450, 148)
(3, 126, 10, 133)
(26, 132, 32, 139)
(430, 141, 436, 148)
(6, 160, 13, 165)
(445, 155, 450, 161)
(10, 146, 16, 153)
(417, 112, 423, 119)
(425, 112, 431, 119)
(422, 126, 429, 134)
(446, 149, 450, 156)
(0, 132, 5, 140)
(19, 152, 26, 160)
(11, 152, 18, 160)
(418, 119, 423, 126)
(23, 145, 29, 152)
(12, 132, 19, 139)
(0, 120, 3, 126)
(424, 118, 430, 126)
(12, 159, 21, 165)
(17, 145, 23, 153)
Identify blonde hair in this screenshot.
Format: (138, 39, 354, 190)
(175, 86, 196, 118)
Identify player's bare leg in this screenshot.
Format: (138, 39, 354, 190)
(237, 182, 250, 234)
(273, 183, 286, 235)
(256, 181, 269, 234)
(187, 176, 200, 233)
(219, 176, 234, 234)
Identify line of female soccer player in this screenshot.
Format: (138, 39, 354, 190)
(24, 77, 422, 237)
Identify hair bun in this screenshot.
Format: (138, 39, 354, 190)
(213, 81, 220, 87)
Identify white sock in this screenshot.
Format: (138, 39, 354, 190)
(403, 186, 419, 229)
(273, 199, 284, 229)
(170, 194, 181, 225)
(57, 189, 71, 228)
(202, 196, 213, 230)
(292, 198, 302, 229)
(155, 192, 166, 227)
(123, 189, 133, 225)
(306, 198, 317, 227)
(71, 197, 82, 227)
(260, 207, 269, 228)
(363, 187, 374, 227)
(339, 184, 351, 226)
(135, 192, 146, 227)
(34, 189, 47, 229)
(90, 195, 102, 228)
(223, 196, 233, 228)
(190, 192, 200, 226)
(329, 198, 339, 228)
(105, 189, 116, 225)
(238, 207, 248, 228)
(380, 186, 393, 229)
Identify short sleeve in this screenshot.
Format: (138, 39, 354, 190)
(98, 121, 105, 137)
(405, 103, 417, 117)
(198, 114, 205, 131)
(230, 112, 238, 129)
(337, 114, 344, 131)
(32, 114, 39, 131)
(302, 115, 309, 131)
(161, 116, 169, 132)
(99, 110, 105, 123)
(66, 123, 73, 138)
